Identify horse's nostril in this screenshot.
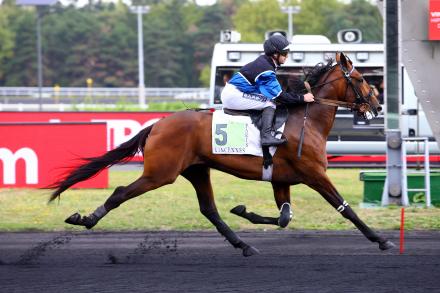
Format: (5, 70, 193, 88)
(377, 106, 382, 112)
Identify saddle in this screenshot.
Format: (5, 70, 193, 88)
(223, 106, 289, 168)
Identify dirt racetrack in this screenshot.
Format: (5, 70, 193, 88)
(1, 230, 439, 293)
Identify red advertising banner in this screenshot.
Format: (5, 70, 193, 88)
(0, 122, 107, 188)
(0, 112, 173, 161)
(429, 0, 440, 40)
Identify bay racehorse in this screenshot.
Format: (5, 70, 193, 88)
(49, 52, 395, 257)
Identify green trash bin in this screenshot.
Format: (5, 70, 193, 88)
(360, 170, 440, 206)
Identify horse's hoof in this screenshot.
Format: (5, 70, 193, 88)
(230, 205, 246, 216)
(65, 213, 82, 226)
(64, 213, 96, 229)
(242, 245, 260, 257)
(379, 240, 396, 251)
(278, 203, 292, 228)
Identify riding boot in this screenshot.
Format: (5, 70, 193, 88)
(261, 107, 287, 146)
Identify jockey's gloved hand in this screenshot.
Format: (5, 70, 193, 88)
(274, 91, 305, 105)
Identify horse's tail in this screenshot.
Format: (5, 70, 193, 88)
(48, 124, 154, 202)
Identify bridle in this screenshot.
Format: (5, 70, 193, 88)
(305, 59, 377, 116)
(297, 55, 379, 158)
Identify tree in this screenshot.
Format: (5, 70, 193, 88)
(343, 0, 382, 42)
(1, 0, 237, 87)
(1, 7, 38, 86)
(192, 3, 230, 76)
(199, 64, 210, 87)
(43, 6, 102, 86)
(142, 0, 189, 87)
(43, 3, 138, 87)
(94, 3, 138, 86)
(232, 0, 287, 42)
(293, 0, 342, 37)
(293, 0, 381, 43)
(219, 0, 246, 19)
(0, 4, 15, 82)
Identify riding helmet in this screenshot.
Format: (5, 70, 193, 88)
(263, 34, 290, 56)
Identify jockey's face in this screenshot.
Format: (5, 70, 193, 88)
(273, 52, 288, 65)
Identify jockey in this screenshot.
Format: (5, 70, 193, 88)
(221, 34, 315, 146)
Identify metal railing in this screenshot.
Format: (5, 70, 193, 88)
(0, 87, 210, 104)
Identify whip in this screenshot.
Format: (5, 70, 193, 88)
(297, 81, 312, 158)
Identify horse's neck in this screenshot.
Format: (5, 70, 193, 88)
(306, 103, 338, 139)
(307, 82, 340, 138)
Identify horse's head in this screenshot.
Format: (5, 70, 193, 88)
(335, 52, 382, 119)
(303, 52, 382, 120)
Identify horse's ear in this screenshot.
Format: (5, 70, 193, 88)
(336, 52, 342, 63)
(338, 52, 349, 69)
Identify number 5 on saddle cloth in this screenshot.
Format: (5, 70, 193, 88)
(211, 108, 289, 179)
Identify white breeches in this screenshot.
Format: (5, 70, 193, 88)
(220, 83, 276, 110)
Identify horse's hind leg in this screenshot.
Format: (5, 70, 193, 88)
(65, 175, 171, 229)
(182, 165, 260, 257)
(307, 172, 395, 251)
(230, 183, 292, 228)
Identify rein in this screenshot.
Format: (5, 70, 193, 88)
(305, 80, 355, 109)
(314, 97, 356, 109)
(304, 65, 365, 111)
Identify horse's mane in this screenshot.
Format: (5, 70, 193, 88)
(304, 59, 334, 86)
(288, 59, 334, 93)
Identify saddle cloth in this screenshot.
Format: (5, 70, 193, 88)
(212, 110, 285, 157)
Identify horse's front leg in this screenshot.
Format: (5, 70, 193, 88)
(307, 172, 395, 251)
(230, 183, 292, 228)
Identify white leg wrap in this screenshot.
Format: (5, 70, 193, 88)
(92, 205, 108, 219)
(336, 201, 349, 213)
(280, 202, 293, 219)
